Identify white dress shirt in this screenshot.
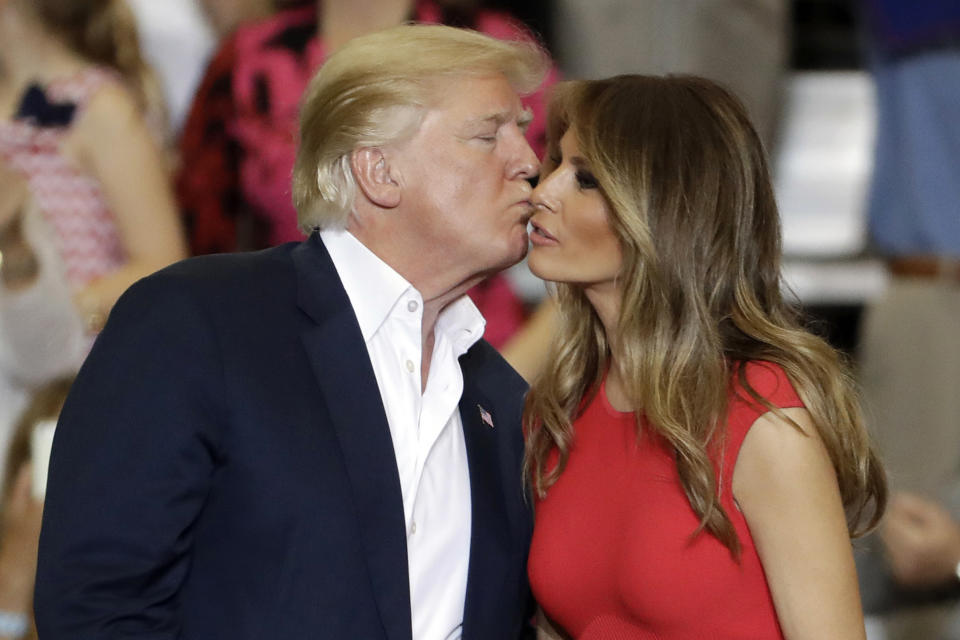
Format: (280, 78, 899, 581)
(321, 228, 483, 640)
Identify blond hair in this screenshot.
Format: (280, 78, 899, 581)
(292, 23, 549, 231)
(23, 0, 163, 117)
(524, 75, 886, 555)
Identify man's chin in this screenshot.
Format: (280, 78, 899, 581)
(503, 235, 530, 269)
(476, 230, 530, 276)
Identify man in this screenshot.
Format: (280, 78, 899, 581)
(34, 25, 548, 639)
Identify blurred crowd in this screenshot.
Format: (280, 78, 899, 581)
(0, 1, 956, 639)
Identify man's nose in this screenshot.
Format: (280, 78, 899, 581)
(508, 132, 540, 182)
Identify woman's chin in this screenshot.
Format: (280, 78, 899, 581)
(527, 258, 562, 284)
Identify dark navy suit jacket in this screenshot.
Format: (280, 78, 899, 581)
(34, 234, 535, 639)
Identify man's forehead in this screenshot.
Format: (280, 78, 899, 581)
(429, 74, 522, 113)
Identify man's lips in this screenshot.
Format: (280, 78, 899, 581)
(515, 199, 535, 223)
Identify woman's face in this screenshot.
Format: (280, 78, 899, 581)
(528, 128, 623, 291)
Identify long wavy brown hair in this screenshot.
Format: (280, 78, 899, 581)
(22, 0, 162, 116)
(523, 75, 886, 555)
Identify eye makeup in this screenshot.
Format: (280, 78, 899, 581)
(575, 169, 599, 190)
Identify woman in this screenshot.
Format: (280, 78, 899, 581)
(0, 0, 186, 336)
(524, 75, 886, 639)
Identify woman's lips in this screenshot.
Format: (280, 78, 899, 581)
(529, 220, 558, 246)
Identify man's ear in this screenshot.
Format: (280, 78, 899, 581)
(351, 147, 400, 209)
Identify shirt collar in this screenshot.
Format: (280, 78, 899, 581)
(319, 228, 486, 353)
(320, 227, 411, 342)
(437, 293, 486, 358)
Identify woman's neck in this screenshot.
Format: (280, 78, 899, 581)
(320, 0, 414, 52)
(585, 282, 621, 348)
(585, 282, 634, 411)
(604, 359, 634, 412)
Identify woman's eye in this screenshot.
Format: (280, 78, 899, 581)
(576, 170, 599, 190)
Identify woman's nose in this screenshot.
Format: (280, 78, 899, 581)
(531, 173, 559, 213)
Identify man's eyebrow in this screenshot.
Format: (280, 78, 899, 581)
(466, 107, 535, 130)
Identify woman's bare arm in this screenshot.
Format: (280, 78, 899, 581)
(734, 407, 865, 640)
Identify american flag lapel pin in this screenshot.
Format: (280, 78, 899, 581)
(477, 404, 494, 428)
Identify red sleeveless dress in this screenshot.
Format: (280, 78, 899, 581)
(528, 361, 804, 639)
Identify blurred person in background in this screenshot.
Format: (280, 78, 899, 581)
(854, 1, 960, 638)
(177, 0, 558, 351)
(0, 168, 84, 482)
(523, 75, 886, 639)
(0, 377, 72, 640)
(0, 0, 187, 334)
(124, 0, 218, 138)
(199, 0, 276, 36)
(124, 0, 297, 146)
(550, 0, 789, 152)
(0, 0, 187, 503)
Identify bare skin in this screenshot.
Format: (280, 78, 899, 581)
(735, 408, 867, 639)
(500, 297, 559, 383)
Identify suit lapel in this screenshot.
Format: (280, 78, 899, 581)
(293, 235, 412, 640)
(459, 348, 513, 639)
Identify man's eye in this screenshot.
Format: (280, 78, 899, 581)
(477, 134, 497, 143)
(576, 170, 599, 190)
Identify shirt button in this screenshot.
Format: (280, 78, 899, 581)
(410, 521, 417, 535)
(407, 300, 419, 312)
(406, 360, 415, 373)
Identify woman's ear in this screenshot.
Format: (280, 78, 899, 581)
(351, 147, 400, 209)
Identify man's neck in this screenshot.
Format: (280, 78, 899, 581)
(346, 217, 484, 316)
(335, 223, 480, 392)
(418, 274, 484, 392)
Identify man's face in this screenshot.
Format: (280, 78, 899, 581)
(389, 74, 539, 283)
